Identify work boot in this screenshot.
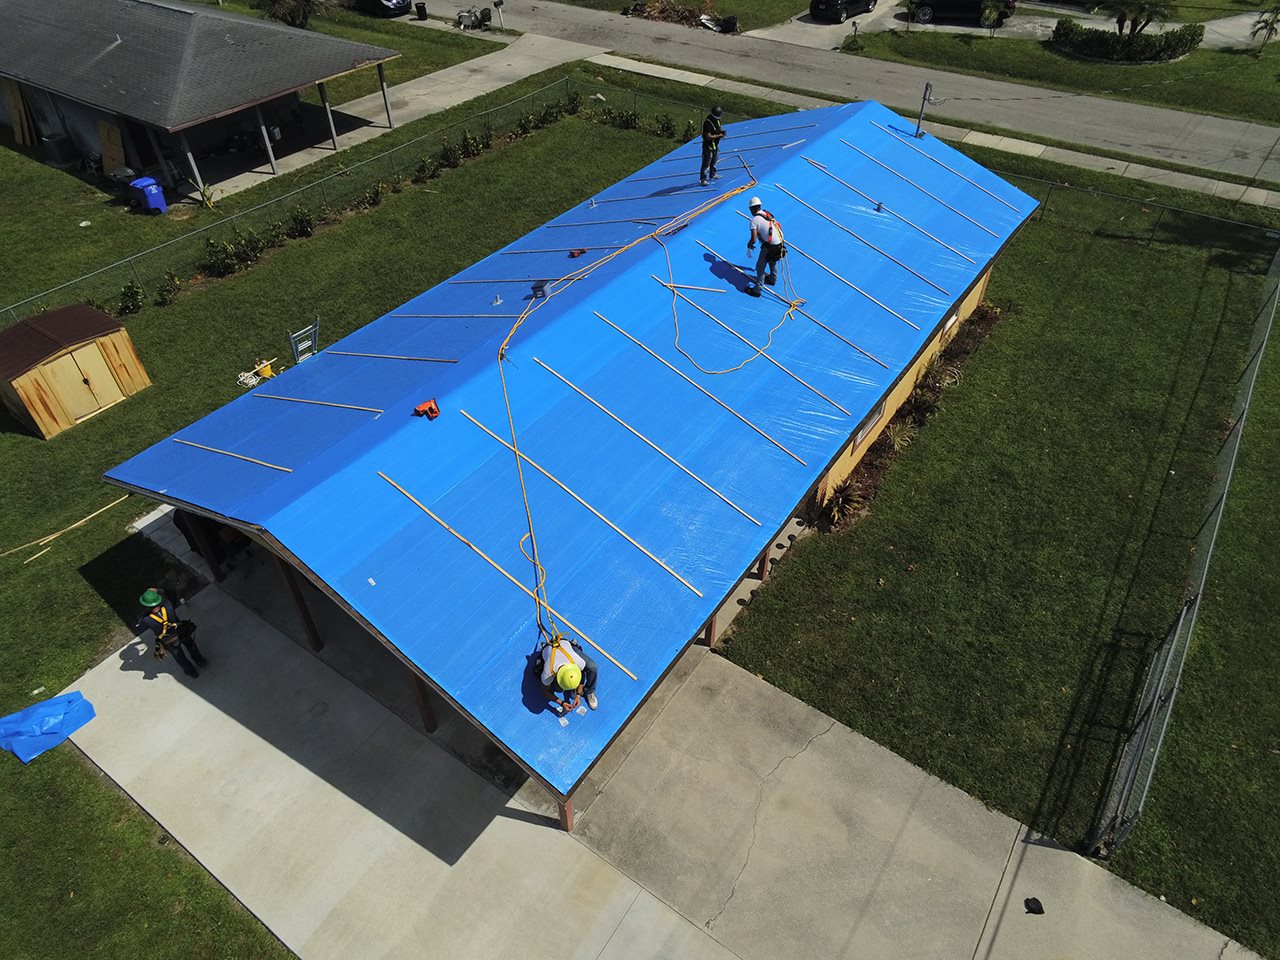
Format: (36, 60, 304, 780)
(184, 669, 199, 679)
(586, 693, 598, 710)
(764, 274, 777, 286)
(700, 178, 708, 186)
(746, 285, 762, 298)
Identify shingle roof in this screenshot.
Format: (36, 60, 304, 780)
(0, 305, 123, 381)
(0, 0, 397, 131)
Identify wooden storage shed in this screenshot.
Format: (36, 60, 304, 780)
(0, 305, 150, 438)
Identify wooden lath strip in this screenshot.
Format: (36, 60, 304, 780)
(391, 313, 522, 319)
(499, 245, 629, 254)
(783, 238, 920, 331)
(595, 311, 806, 465)
(870, 121, 1022, 212)
(841, 139, 999, 238)
(694, 239, 889, 370)
(327, 351, 458, 364)
(377, 471, 637, 681)
(532, 358, 761, 526)
(547, 217, 660, 229)
(459, 409, 702, 597)
(255, 394, 383, 414)
(802, 156, 975, 264)
(659, 140, 805, 164)
(774, 183, 951, 296)
(173, 439, 292, 473)
(653, 276, 854, 415)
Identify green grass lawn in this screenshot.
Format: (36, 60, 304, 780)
(724, 154, 1280, 955)
(0, 114, 681, 960)
(1169, 0, 1270, 22)
(849, 31, 1280, 127)
(543, 0, 807, 31)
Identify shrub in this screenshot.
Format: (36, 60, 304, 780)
(286, 206, 317, 238)
(361, 180, 389, 208)
(460, 127, 483, 158)
(118, 281, 145, 316)
(599, 106, 640, 130)
(1051, 17, 1204, 62)
(154, 271, 182, 307)
(655, 113, 677, 138)
(413, 156, 440, 183)
(877, 420, 918, 454)
(565, 90, 583, 115)
(203, 228, 267, 277)
(823, 477, 866, 529)
(538, 100, 563, 126)
(438, 137, 462, 168)
(263, 219, 288, 248)
(316, 204, 340, 225)
(480, 121, 494, 150)
(516, 113, 537, 137)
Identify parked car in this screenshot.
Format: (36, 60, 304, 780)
(358, 0, 411, 16)
(912, 0, 1015, 26)
(809, 0, 878, 22)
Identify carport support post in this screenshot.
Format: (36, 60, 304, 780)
(255, 105, 279, 175)
(187, 518, 224, 583)
(179, 131, 204, 193)
(378, 63, 394, 129)
(145, 126, 173, 188)
(318, 82, 339, 151)
(411, 674, 438, 733)
(558, 795, 574, 832)
(274, 554, 323, 652)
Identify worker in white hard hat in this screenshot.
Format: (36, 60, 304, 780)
(746, 195, 785, 297)
(537, 632, 599, 716)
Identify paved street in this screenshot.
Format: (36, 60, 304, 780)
(416, 0, 1280, 183)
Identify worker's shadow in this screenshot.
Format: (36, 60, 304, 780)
(703, 252, 751, 293)
(116, 636, 184, 682)
(521, 653, 553, 715)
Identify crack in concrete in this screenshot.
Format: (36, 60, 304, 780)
(1216, 936, 1231, 960)
(704, 719, 838, 930)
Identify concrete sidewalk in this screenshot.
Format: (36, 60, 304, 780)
(68, 580, 1257, 959)
(410, 0, 1280, 185)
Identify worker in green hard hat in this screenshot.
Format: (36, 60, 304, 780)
(135, 586, 206, 679)
(537, 632, 598, 717)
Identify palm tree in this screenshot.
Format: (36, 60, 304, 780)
(1097, 0, 1170, 37)
(1253, 7, 1280, 55)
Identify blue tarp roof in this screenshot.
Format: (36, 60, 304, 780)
(107, 102, 1037, 796)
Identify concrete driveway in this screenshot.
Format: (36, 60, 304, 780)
(66, 572, 1256, 959)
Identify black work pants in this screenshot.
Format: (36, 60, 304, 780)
(701, 145, 718, 181)
(164, 630, 205, 677)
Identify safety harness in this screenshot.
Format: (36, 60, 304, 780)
(756, 210, 786, 262)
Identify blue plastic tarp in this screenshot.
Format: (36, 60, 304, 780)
(0, 692, 96, 763)
(107, 102, 1037, 795)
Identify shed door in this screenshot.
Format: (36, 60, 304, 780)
(41, 354, 101, 421)
(72, 345, 125, 408)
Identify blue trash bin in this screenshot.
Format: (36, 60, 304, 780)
(129, 176, 167, 215)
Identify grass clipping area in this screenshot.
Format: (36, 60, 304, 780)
(724, 174, 1279, 953)
(849, 31, 1280, 128)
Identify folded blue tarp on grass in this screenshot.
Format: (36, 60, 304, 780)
(0, 692, 96, 763)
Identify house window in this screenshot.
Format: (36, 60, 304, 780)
(944, 311, 959, 333)
(853, 402, 885, 449)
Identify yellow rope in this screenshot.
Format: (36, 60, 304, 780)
(493, 170, 759, 658)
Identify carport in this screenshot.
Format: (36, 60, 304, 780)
(0, 0, 398, 191)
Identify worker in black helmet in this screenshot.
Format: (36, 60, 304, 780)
(700, 105, 726, 186)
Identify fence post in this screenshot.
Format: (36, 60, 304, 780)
(129, 259, 144, 289)
(1147, 206, 1167, 246)
(1039, 185, 1053, 222)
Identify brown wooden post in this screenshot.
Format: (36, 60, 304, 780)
(274, 554, 323, 652)
(411, 673, 438, 733)
(699, 614, 717, 647)
(186, 516, 225, 583)
(558, 795, 574, 831)
(755, 548, 769, 582)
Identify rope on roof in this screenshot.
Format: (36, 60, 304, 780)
(802, 156, 975, 264)
(533, 357, 761, 526)
(595, 312, 806, 465)
(172, 438, 292, 473)
(841, 139, 998, 238)
(653, 279, 853, 415)
(460, 409, 703, 598)
(774, 183, 951, 296)
(694, 239, 890, 370)
(871, 121, 1022, 213)
(377, 471, 638, 681)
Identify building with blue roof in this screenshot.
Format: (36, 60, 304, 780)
(106, 101, 1037, 828)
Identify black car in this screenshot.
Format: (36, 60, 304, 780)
(358, 0, 412, 16)
(809, 0, 878, 22)
(913, 0, 1015, 25)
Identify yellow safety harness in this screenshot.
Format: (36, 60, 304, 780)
(148, 605, 176, 642)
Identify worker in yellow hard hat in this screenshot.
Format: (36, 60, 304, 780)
(537, 632, 598, 717)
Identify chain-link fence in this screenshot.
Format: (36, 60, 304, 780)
(1, 77, 749, 327)
(1086, 235, 1280, 859)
